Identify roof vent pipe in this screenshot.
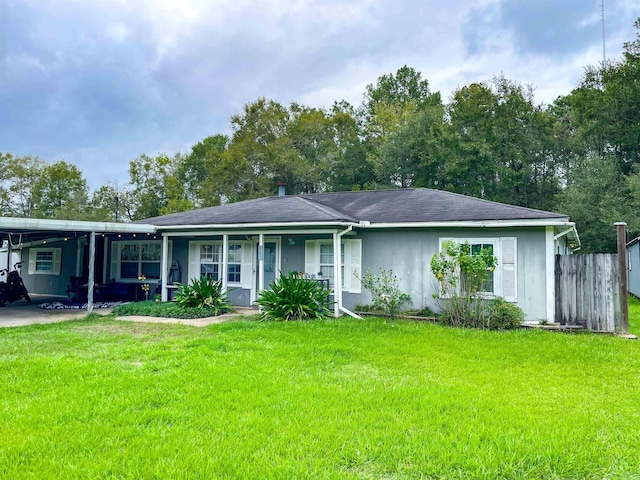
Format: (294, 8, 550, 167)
(278, 181, 287, 197)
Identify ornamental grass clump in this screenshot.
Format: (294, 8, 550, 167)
(256, 272, 333, 321)
(174, 276, 233, 315)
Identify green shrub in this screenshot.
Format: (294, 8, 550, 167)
(409, 306, 438, 318)
(256, 272, 333, 321)
(431, 240, 498, 329)
(174, 277, 234, 315)
(486, 297, 524, 330)
(112, 301, 229, 319)
(358, 269, 411, 318)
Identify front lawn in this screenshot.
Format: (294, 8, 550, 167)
(1, 314, 640, 478)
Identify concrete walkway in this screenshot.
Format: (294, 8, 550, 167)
(0, 295, 258, 328)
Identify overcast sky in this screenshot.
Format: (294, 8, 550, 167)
(1, 0, 639, 190)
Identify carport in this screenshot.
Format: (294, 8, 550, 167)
(0, 218, 156, 313)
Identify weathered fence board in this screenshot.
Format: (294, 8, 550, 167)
(555, 254, 621, 332)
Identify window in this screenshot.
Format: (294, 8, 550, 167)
(305, 239, 361, 293)
(318, 243, 345, 287)
(111, 241, 168, 282)
(28, 248, 62, 275)
(35, 250, 54, 272)
(467, 243, 495, 294)
(437, 237, 517, 302)
(190, 242, 244, 285)
(200, 244, 221, 280)
(227, 245, 242, 283)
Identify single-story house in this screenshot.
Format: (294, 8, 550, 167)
(0, 188, 580, 322)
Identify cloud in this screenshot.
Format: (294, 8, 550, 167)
(0, 0, 638, 191)
(462, 0, 600, 57)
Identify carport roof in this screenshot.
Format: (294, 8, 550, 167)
(0, 217, 156, 242)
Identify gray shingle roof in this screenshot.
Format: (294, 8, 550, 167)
(141, 188, 569, 227)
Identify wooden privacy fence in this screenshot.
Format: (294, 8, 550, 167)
(555, 254, 621, 332)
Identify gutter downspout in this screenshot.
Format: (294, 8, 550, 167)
(553, 225, 581, 254)
(337, 225, 361, 319)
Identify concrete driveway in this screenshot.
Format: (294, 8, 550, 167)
(0, 295, 113, 327)
(0, 295, 258, 328)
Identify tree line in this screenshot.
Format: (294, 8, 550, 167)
(2, 19, 640, 253)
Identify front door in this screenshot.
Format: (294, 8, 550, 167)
(253, 239, 280, 301)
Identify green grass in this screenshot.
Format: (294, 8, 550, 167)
(1, 311, 640, 478)
(628, 295, 640, 336)
(112, 300, 231, 319)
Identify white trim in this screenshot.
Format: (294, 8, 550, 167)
(162, 229, 340, 237)
(333, 233, 340, 317)
(158, 222, 354, 231)
(364, 219, 574, 229)
(545, 226, 555, 323)
(222, 234, 228, 293)
(0, 217, 155, 233)
(258, 233, 265, 294)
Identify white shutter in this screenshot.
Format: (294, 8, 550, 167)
(436, 238, 455, 297)
(163, 241, 173, 282)
(500, 237, 517, 302)
(240, 242, 253, 289)
(110, 241, 120, 281)
(349, 239, 362, 293)
(28, 249, 36, 275)
(305, 240, 317, 276)
(52, 248, 62, 275)
(188, 241, 200, 286)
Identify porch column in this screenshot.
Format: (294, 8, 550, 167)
(333, 232, 341, 317)
(258, 233, 265, 293)
(87, 232, 96, 314)
(222, 234, 228, 292)
(161, 234, 169, 302)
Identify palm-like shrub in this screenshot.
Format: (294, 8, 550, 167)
(174, 277, 233, 315)
(256, 272, 334, 321)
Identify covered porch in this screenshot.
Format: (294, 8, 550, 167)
(157, 224, 362, 317)
(1, 217, 362, 317)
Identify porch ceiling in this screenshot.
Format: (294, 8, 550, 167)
(0, 217, 156, 247)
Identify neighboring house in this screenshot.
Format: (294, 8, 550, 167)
(0, 188, 580, 322)
(627, 237, 640, 298)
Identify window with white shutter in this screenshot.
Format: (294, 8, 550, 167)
(28, 248, 62, 275)
(436, 237, 517, 301)
(304, 239, 361, 293)
(187, 241, 251, 288)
